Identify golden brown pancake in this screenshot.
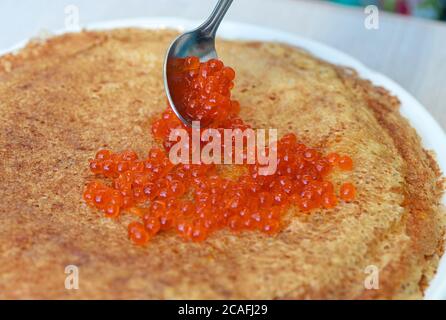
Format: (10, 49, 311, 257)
(0, 29, 444, 299)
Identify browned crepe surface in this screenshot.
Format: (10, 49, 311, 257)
(0, 29, 444, 299)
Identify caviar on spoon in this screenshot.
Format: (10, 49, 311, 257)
(164, 0, 234, 127)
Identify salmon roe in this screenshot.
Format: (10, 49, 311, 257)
(83, 57, 356, 245)
(340, 182, 356, 202)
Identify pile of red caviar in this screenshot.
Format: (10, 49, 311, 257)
(83, 57, 356, 245)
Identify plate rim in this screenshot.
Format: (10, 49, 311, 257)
(1, 16, 445, 300)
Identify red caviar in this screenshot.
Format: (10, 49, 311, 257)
(166, 57, 239, 126)
(340, 182, 356, 202)
(128, 222, 151, 245)
(83, 57, 356, 245)
(338, 155, 354, 171)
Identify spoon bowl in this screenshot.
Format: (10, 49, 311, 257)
(163, 0, 234, 127)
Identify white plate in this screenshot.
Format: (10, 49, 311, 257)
(1, 17, 445, 300)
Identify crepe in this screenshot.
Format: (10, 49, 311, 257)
(0, 29, 444, 299)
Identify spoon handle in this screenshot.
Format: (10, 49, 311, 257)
(200, 0, 234, 37)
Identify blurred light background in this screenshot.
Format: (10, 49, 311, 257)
(324, 0, 446, 20)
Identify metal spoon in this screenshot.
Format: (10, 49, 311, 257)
(163, 0, 234, 127)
